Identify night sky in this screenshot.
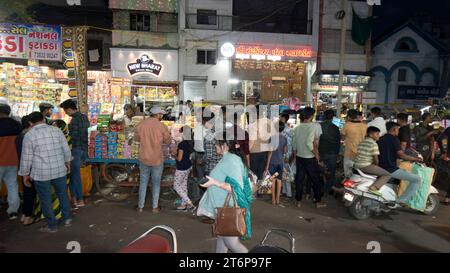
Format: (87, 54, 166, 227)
(372, 0, 450, 38)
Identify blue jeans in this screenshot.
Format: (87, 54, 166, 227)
(138, 162, 164, 209)
(0, 166, 20, 214)
(321, 154, 338, 193)
(391, 169, 421, 203)
(70, 148, 86, 201)
(34, 176, 72, 230)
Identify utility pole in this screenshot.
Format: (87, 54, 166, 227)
(336, 0, 348, 117)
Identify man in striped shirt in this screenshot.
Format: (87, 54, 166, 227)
(354, 126, 391, 196)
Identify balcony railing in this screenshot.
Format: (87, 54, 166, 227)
(185, 14, 312, 35)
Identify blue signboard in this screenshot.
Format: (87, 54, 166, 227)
(397, 85, 442, 100)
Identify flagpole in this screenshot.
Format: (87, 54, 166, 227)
(336, 0, 347, 117)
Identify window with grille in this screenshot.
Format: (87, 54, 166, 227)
(130, 13, 150, 31)
(197, 50, 217, 65)
(197, 9, 217, 25)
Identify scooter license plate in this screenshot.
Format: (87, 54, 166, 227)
(344, 192, 354, 202)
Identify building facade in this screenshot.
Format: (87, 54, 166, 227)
(178, 0, 320, 103)
(369, 21, 448, 106)
(313, 0, 372, 109)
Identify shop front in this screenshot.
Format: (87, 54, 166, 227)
(311, 72, 370, 112)
(220, 42, 314, 106)
(110, 48, 178, 113)
(0, 23, 64, 118)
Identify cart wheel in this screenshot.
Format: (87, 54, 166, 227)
(96, 164, 137, 202)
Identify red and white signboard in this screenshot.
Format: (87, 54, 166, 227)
(0, 23, 61, 61)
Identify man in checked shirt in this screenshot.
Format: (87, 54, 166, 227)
(18, 112, 73, 233)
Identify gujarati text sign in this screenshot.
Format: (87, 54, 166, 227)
(0, 23, 61, 61)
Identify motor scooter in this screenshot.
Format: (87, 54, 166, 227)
(343, 164, 440, 220)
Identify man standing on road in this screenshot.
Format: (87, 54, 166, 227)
(292, 107, 326, 209)
(413, 113, 440, 164)
(319, 109, 341, 195)
(249, 105, 275, 182)
(60, 99, 90, 208)
(0, 104, 22, 220)
(341, 109, 368, 178)
(18, 112, 72, 233)
(134, 106, 171, 213)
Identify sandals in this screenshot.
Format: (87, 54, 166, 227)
(39, 227, 58, 233)
(23, 217, 36, 226)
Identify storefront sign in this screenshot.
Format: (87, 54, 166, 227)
(233, 59, 305, 74)
(110, 48, 178, 81)
(0, 23, 61, 61)
(127, 54, 162, 77)
(233, 43, 313, 60)
(313, 83, 363, 92)
(318, 74, 370, 86)
(398, 85, 442, 100)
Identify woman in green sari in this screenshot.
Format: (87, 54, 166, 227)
(34, 119, 72, 220)
(197, 131, 254, 253)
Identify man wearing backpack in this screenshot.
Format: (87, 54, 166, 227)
(319, 109, 341, 195)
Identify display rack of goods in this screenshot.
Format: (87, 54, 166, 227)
(158, 87, 176, 101)
(145, 87, 158, 101)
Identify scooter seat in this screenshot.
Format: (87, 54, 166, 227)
(353, 168, 377, 180)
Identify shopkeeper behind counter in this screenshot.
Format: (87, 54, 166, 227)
(111, 104, 136, 127)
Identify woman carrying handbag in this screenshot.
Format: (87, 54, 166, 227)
(198, 132, 254, 253)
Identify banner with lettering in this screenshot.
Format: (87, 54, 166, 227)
(0, 23, 61, 61)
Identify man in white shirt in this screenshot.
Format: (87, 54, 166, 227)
(193, 109, 208, 182)
(368, 107, 387, 136)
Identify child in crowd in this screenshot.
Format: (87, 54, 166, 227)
(354, 126, 391, 195)
(269, 121, 288, 205)
(173, 125, 196, 211)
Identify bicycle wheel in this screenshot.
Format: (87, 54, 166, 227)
(96, 164, 137, 202)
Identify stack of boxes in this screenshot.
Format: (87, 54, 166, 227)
(88, 131, 97, 159)
(107, 132, 118, 159)
(94, 134, 108, 159)
(117, 133, 126, 159)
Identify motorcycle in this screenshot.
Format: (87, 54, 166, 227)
(342, 165, 440, 220)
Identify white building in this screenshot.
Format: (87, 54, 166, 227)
(178, 0, 320, 103)
(369, 21, 448, 106)
(313, 0, 372, 108)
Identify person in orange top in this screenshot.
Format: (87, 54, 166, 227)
(341, 109, 368, 178)
(134, 106, 171, 213)
(0, 104, 22, 220)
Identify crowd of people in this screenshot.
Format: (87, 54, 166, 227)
(1, 100, 449, 252)
(0, 99, 89, 232)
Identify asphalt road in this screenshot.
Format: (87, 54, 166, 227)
(1, 191, 449, 253)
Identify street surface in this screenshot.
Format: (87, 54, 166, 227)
(1, 189, 449, 253)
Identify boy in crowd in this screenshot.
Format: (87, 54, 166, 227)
(354, 126, 391, 195)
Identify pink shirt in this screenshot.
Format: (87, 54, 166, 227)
(134, 117, 171, 166)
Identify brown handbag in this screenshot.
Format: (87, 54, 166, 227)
(213, 190, 247, 237)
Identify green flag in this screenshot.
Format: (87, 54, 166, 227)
(351, 8, 373, 46)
